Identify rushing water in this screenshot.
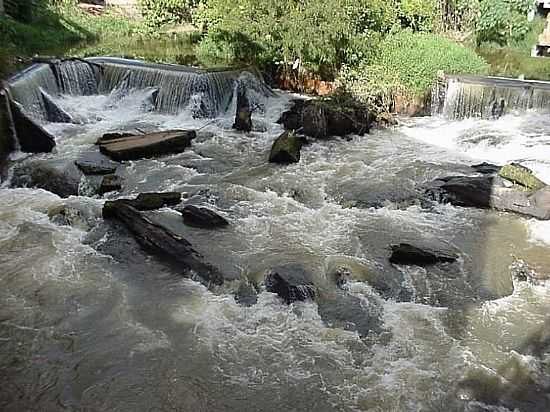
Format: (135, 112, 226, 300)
(1, 81, 550, 412)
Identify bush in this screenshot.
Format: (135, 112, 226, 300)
(139, 0, 199, 27)
(475, 0, 532, 45)
(399, 0, 439, 32)
(194, 0, 397, 75)
(339, 31, 489, 112)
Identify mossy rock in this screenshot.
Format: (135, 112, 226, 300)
(498, 163, 546, 192)
(269, 131, 302, 164)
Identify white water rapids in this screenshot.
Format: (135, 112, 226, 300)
(1, 85, 550, 412)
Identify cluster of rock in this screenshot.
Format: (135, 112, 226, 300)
(425, 162, 550, 220)
(268, 98, 371, 165)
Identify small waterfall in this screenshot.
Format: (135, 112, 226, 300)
(7, 64, 59, 118)
(96, 59, 269, 117)
(432, 75, 550, 119)
(55, 60, 99, 95)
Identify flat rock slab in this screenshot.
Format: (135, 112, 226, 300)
(99, 129, 196, 161)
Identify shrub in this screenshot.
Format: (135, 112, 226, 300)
(194, 0, 397, 75)
(338, 31, 489, 112)
(399, 0, 439, 32)
(475, 0, 532, 45)
(139, 0, 199, 27)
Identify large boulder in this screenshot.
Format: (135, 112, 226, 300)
(425, 174, 550, 219)
(389, 243, 458, 266)
(181, 205, 229, 229)
(133, 192, 182, 210)
(265, 264, 316, 304)
(269, 131, 302, 164)
(99, 129, 196, 161)
(11, 159, 82, 197)
(278, 99, 370, 138)
(102, 200, 225, 286)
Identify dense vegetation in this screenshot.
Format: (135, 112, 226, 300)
(1, 0, 549, 115)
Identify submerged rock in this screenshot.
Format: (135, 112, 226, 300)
(235, 280, 258, 306)
(233, 85, 252, 132)
(10, 100, 55, 153)
(40, 89, 74, 124)
(11, 159, 82, 197)
(102, 200, 225, 285)
(498, 163, 546, 191)
(265, 264, 316, 304)
(269, 131, 302, 164)
(389, 243, 458, 266)
(317, 293, 382, 338)
(99, 130, 196, 161)
(181, 205, 228, 229)
(99, 174, 122, 195)
(75, 153, 118, 175)
(48, 203, 97, 231)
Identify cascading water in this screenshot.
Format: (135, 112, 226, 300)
(2, 61, 550, 412)
(54, 60, 99, 96)
(432, 75, 550, 119)
(7, 63, 59, 118)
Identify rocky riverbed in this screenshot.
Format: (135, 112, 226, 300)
(1, 77, 550, 411)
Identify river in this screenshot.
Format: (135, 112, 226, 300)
(1, 75, 550, 411)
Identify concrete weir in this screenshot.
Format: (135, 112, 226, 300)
(432, 74, 550, 119)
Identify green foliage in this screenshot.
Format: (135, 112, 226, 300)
(338, 31, 489, 113)
(194, 0, 397, 75)
(139, 0, 199, 27)
(475, 0, 532, 45)
(399, 0, 439, 32)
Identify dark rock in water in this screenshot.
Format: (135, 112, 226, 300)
(75, 153, 118, 175)
(102, 200, 225, 285)
(102, 192, 181, 215)
(9, 100, 55, 153)
(317, 293, 382, 337)
(233, 85, 252, 132)
(511, 259, 550, 285)
(99, 174, 122, 195)
(302, 102, 328, 139)
(498, 163, 546, 191)
(134, 192, 182, 210)
(181, 205, 228, 229)
(277, 99, 306, 131)
(269, 131, 302, 164)
(280, 99, 370, 138)
(471, 162, 501, 175)
(235, 280, 258, 306)
(99, 129, 196, 161)
(265, 264, 316, 304)
(40, 89, 74, 124)
(11, 159, 82, 197)
(425, 175, 550, 219)
(96, 131, 138, 145)
(389, 243, 458, 266)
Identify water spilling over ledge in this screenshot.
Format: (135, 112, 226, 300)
(432, 74, 550, 119)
